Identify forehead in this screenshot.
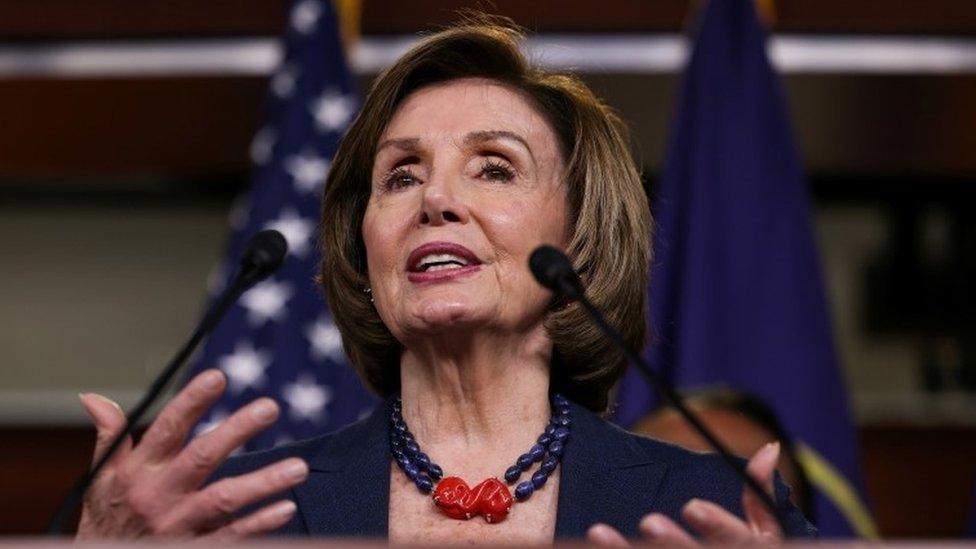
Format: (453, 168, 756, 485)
(379, 77, 560, 153)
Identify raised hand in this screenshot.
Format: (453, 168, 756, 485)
(75, 369, 308, 540)
(587, 442, 784, 546)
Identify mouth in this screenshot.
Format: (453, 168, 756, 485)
(406, 241, 483, 276)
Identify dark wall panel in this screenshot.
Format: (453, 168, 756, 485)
(0, 76, 266, 179)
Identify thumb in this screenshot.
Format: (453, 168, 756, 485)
(79, 392, 132, 467)
(742, 441, 782, 537)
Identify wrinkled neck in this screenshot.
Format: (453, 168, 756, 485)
(397, 321, 553, 477)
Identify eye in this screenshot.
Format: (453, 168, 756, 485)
(479, 158, 516, 182)
(382, 166, 421, 190)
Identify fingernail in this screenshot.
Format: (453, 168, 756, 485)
(270, 500, 296, 518)
(88, 393, 124, 413)
(200, 369, 224, 390)
(251, 399, 278, 423)
(589, 524, 612, 543)
(686, 499, 708, 522)
(642, 515, 666, 537)
(283, 459, 308, 482)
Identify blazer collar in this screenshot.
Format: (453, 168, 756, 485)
(294, 396, 394, 537)
(554, 401, 669, 539)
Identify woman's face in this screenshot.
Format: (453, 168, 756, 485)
(362, 77, 569, 342)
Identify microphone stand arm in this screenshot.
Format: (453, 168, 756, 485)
(47, 268, 263, 535)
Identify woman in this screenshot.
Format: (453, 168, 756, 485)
(76, 19, 814, 545)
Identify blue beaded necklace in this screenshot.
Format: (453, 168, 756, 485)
(389, 394, 571, 523)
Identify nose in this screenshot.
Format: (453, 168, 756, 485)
(419, 175, 470, 226)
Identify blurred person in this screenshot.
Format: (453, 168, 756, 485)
(634, 387, 879, 539)
(73, 19, 814, 544)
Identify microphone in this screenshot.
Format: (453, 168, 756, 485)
(529, 245, 584, 300)
(239, 228, 288, 284)
(529, 245, 792, 536)
(47, 229, 288, 535)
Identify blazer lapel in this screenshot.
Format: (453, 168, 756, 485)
(294, 398, 392, 538)
(555, 402, 669, 539)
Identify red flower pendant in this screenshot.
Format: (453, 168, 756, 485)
(432, 477, 514, 523)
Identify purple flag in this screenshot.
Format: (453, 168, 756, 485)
(613, 0, 866, 537)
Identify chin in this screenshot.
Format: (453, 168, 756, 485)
(410, 299, 485, 332)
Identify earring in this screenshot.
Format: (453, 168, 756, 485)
(363, 286, 374, 303)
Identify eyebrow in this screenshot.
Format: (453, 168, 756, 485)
(462, 130, 533, 161)
(375, 136, 421, 154)
(375, 130, 535, 162)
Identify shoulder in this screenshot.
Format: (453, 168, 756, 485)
(209, 409, 385, 536)
(566, 403, 817, 538)
(632, 430, 817, 538)
(574, 404, 747, 499)
(215, 436, 324, 480)
(216, 404, 382, 480)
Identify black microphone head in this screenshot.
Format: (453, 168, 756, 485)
(529, 245, 583, 298)
(240, 229, 288, 281)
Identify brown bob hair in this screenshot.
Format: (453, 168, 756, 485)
(320, 18, 652, 412)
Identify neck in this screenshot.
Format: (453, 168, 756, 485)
(398, 321, 553, 474)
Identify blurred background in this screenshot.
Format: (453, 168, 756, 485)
(2, 0, 975, 539)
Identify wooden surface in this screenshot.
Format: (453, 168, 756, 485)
(0, 76, 265, 179)
(2, 424, 974, 538)
(861, 425, 976, 538)
(3, 0, 976, 38)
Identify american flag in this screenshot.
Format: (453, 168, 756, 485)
(187, 0, 376, 450)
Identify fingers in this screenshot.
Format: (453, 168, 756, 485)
(80, 392, 132, 467)
(742, 442, 783, 537)
(586, 523, 631, 547)
(638, 513, 699, 547)
(136, 369, 226, 460)
(168, 398, 280, 489)
(682, 498, 754, 544)
(162, 458, 308, 532)
(201, 500, 297, 541)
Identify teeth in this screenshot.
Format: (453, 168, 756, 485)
(426, 263, 460, 272)
(418, 253, 469, 271)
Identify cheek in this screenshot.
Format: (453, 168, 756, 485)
(361, 208, 399, 275)
(502, 194, 569, 250)
(486, 195, 569, 275)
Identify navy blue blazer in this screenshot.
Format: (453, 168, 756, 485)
(216, 397, 816, 539)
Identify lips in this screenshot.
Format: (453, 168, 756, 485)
(406, 241, 483, 282)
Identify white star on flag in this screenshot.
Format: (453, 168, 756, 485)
(264, 208, 315, 257)
(306, 316, 345, 361)
(284, 151, 330, 194)
(310, 89, 355, 133)
(193, 408, 229, 437)
(290, 0, 322, 34)
(218, 341, 272, 394)
(271, 63, 300, 98)
(241, 279, 294, 326)
(249, 127, 276, 165)
(273, 434, 295, 448)
(282, 373, 332, 422)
